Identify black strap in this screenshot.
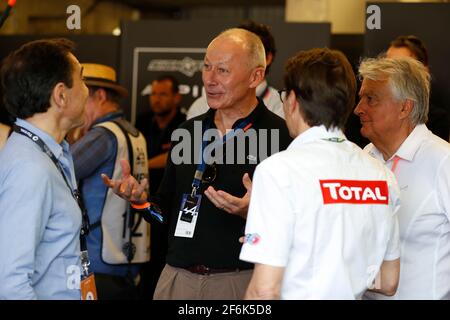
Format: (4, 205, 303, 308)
(13, 124, 90, 251)
(107, 120, 141, 264)
(111, 119, 135, 174)
(89, 220, 102, 231)
(190, 117, 252, 195)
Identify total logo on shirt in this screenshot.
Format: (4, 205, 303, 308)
(319, 179, 388, 205)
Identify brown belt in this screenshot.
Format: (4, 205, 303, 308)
(185, 264, 240, 275)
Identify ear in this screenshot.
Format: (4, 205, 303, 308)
(286, 90, 310, 134)
(399, 99, 414, 120)
(96, 88, 108, 104)
(248, 67, 265, 89)
(265, 52, 273, 68)
(285, 90, 299, 117)
(51, 82, 68, 110)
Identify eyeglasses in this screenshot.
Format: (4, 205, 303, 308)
(278, 88, 303, 103)
(202, 163, 217, 184)
(278, 89, 287, 103)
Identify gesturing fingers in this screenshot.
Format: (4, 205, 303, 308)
(204, 186, 243, 215)
(204, 186, 223, 208)
(131, 178, 149, 203)
(119, 159, 132, 178)
(101, 173, 114, 188)
(119, 180, 133, 199)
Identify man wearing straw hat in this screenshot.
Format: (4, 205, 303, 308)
(71, 63, 149, 300)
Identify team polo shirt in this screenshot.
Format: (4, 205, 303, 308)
(364, 124, 450, 300)
(240, 125, 401, 300)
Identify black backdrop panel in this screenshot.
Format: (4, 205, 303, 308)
(119, 19, 330, 123)
(0, 35, 120, 71)
(0, 35, 120, 125)
(365, 2, 450, 115)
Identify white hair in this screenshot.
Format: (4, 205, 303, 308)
(359, 56, 430, 125)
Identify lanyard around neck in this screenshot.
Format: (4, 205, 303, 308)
(190, 118, 253, 196)
(13, 125, 90, 242)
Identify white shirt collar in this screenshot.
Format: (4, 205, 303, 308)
(367, 124, 430, 162)
(288, 125, 346, 150)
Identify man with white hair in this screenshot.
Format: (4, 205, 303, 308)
(355, 57, 450, 299)
(102, 28, 291, 299)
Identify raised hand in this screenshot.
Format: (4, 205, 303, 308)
(204, 173, 252, 219)
(101, 159, 148, 204)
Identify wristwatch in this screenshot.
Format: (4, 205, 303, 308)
(130, 201, 164, 223)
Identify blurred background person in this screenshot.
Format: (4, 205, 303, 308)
(386, 35, 449, 141)
(71, 63, 150, 300)
(136, 75, 186, 195)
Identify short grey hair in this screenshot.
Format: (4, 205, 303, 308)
(358, 56, 430, 125)
(212, 28, 266, 70)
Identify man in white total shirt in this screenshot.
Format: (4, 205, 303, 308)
(240, 48, 401, 300)
(355, 57, 450, 300)
(186, 20, 284, 120)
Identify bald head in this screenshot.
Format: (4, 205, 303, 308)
(209, 28, 266, 71)
(202, 28, 266, 112)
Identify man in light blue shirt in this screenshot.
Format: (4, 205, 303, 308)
(0, 39, 89, 299)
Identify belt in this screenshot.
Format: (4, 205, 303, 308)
(185, 264, 240, 275)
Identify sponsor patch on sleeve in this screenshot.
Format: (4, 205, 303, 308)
(243, 233, 261, 245)
(319, 179, 388, 204)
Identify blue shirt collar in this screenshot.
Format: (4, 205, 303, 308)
(15, 118, 66, 160)
(92, 110, 123, 126)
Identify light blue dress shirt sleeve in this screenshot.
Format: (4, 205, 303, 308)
(0, 119, 82, 300)
(0, 162, 52, 299)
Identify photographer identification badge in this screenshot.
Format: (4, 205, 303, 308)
(174, 194, 202, 238)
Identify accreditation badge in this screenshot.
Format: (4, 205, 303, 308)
(174, 194, 202, 238)
(81, 273, 98, 300)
